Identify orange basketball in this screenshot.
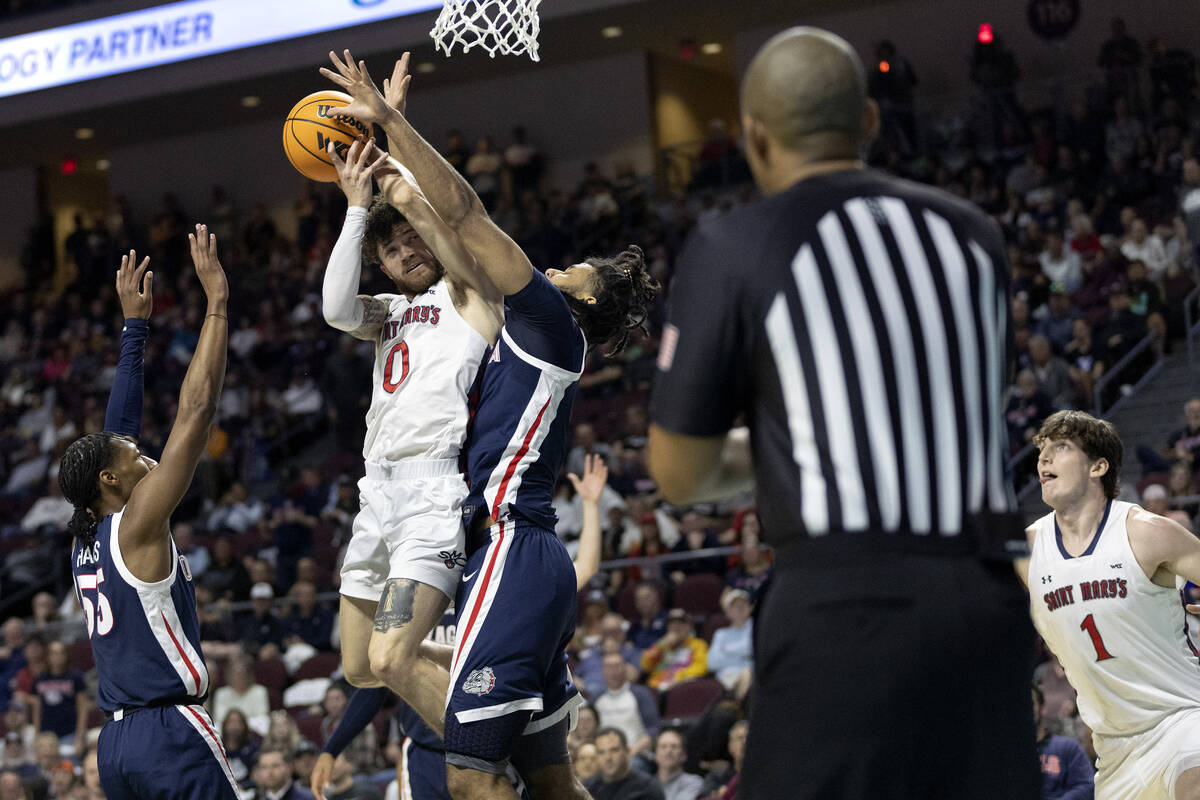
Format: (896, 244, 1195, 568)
(282, 90, 372, 182)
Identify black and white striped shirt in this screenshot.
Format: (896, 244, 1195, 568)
(650, 169, 1020, 552)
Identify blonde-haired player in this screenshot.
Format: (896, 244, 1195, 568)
(321, 137, 502, 738)
(1019, 409, 1200, 799)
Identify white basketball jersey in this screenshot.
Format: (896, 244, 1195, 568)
(1028, 500, 1200, 736)
(364, 280, 488, 462)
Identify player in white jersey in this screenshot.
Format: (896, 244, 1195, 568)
(321, 139, 503, 738)
(1018, 410, 1200, 800)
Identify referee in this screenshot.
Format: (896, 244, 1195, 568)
(647, 27, 1038, 799)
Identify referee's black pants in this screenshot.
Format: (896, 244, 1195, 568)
(742, 543, 1040, 800)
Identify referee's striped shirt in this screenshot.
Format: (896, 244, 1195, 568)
(649, 168, 1019, 552)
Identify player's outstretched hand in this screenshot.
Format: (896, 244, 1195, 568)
(321, 49, 391, 126)
(309, 752, 334, 800)
(568, 453, 609, 505)
(382, 52, 413, 116)
(115, 249, 153, 320)
(187, 224, 228, 303)
(329, 137, 389, 208)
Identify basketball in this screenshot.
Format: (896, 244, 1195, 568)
(282, 90, 372, 182)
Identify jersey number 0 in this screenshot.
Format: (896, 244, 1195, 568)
(383, 341, 411, 393)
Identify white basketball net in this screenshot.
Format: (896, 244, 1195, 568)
(431, 0, 542, 61)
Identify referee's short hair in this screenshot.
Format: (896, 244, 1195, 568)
(1033, 410, 1123, 499)
(595, 726, 628, 749)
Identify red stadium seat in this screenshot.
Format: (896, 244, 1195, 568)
(295, 652, 341, 681)
(254, 657, 288, 693)
(373, 708, 391, 742)
(86, 706, 103, 729)
(71, 639, 95, 672)
(296, 713, 324, 746)
(268, 687, 283, 711)
(674, 574, 725, 618)
(702, 612, 729, 643)
(660, 677, 724, 725)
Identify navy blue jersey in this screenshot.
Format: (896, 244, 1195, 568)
(71, 509, 209, 711)
(463, 271, 585, 530)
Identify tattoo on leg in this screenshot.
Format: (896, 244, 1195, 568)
(374, 579, 417, 633)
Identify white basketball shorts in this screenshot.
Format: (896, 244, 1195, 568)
(1094, 707, 1200, 800)
(340, 458, 468, 603)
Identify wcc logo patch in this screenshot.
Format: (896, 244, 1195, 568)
(463, 667, 496, 696)
(440, 550, 467, 569)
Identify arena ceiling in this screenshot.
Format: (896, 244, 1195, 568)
(0, 0, 834, 173)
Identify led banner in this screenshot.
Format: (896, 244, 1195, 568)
(0, 0, 440, 99)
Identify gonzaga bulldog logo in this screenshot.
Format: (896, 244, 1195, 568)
(463, 667, 496, 696)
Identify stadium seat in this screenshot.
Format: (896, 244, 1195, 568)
(71, 639, 95, 672)
(373, 708, 391, 742)
(660, 677, 724, 726)
(295, 652, 341, 681)
(674, 574, 725, 618)
(296, 713, 324, 746)
(702, 612, 729, 643)
(253, 657, 288, 693)
(86, 706, 103, 729)
(268, 687, 283, 711)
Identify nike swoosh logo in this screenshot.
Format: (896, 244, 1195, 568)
(463, 570, 478, 582)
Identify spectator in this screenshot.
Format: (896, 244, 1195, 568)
(668, 515, 724, 584)
(577, 613, 641, 699)
(566, 423, 613, 481)
(29, 642, 87, 758)
(1141, 484, 1192, 528)
(465, 136, 504, 211)
(1039, 233, 1082, 293)
(254, 746, 315, 800)
(706, 590, 754, 700)
(1104, 96, 1144, 160)
(200, 536, 253, 601)
(0, 733, 31, 778)
(1095, 284, 1146, 367)
(592, 654, 660, 758)
(1034, 286, 1076, 354)
(574, 590, 611, 653)
(441, 129, 470, 176)
(220, 708, 261, 790)
(0, 770, 23, 800)
(1166, 461, 1200, 520)
(504, 126, 543, 200)
(0, 702, 33, 756)
(237, 583, 285, 659)
(207, 484, 267, 534)
(212, 655, 270, 732)
(698, 720, 747, 799)
(1180, 159, 1200, 266)
(1121, 220, 1169, 280)
(30, 731, 60, 780)
(264, 710, 303, 755)
(10, 640, 45, 703)
(323, 753, 381, 800)
(653, 729, 703, 800)
(82, 749, 104, 800)
(1028, 335, 1075, 409)
(570, 704, 601, 750)
(282, 581, 333, 652)
(585, 727, 665, 800)
(173, 522, 210, 578)
(293, 740, 320, 791)
(1006, 370, 1054, 448)
(1124, 260, 1167, 341)
(319, 684, 379, 775)
(1064, 318, 1103, 407)
(575, 741, 600, 783)
(640, 609, 708, 692)
(18, 481, 72, 535)
(1033, 685, 1094, 799)
(626, 582, 668, 651)
(1097, 18, 1143, 107)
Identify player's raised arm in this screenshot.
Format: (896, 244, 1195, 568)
(569, 453, 609, 590)
(321, 50, 537, 295)
(104, 251, 153, 438)
(1129, 508, 1200, 593)
(119, 226, 228, 575)
(322, 138, 392, 341)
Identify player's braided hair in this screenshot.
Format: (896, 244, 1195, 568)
(565, 245, 659, 357)
(59, 432, 118, 544)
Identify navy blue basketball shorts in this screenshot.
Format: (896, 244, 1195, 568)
(97, 704, 240, 800)
(444, 521, 582, 770)
(399, 740, 451, 800)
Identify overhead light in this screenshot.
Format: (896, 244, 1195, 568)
(240, 95, 261, 108)
(74, 127, 94, 140)
(416, 62, 436, 74)
(601, 26, 622, 38)
(701, 42, 722, 55)
(96, 159, 110, 171)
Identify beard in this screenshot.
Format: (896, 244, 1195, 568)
(391, 261, 446, 295)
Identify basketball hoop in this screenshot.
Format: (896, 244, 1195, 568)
(431, 0, 542, 61)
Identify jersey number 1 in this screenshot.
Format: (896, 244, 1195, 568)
(1080, 613, 1114, 661)
(77, 569, 114, 638)
(383, 341, 410, 393)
